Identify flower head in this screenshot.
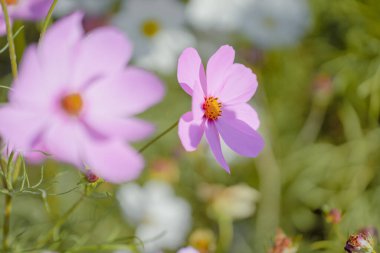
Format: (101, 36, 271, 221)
(118, 181, 192, 252)
(0, 12, 164, 183)
(268, 229, 298, 253)
(177, 45, 264, 172)
(112, 0, 195, 73)
(345, 232, 375, 253)
(241, 0, 311, 49)
(0, 0, 52, 35)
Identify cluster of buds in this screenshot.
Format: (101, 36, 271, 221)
(268, 229, 298, 253)
(324, 208, 342, 225)
(345, 232, 376, 253)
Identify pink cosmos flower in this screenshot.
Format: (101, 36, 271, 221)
(177, 247, 199, 253)
(0, 0, 53, 35)
(177, 45, 264, 172)
(0, 12, 164, 183)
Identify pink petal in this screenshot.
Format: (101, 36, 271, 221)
(192, 80, 205, 120)
(83, 115, 154, 142)
(177, 47, 206, 95)
(12, 0, 52, 20)
(84, 67, 164, 117)
(205, 120, 230, 172)
(223, 103, 260, 130)
(215, 117, 264, 158)
(0, 17, 7, 35)
(0, 106, 46, 153)
(218, 64, 258, 105)
(178, 112, 205, 151)
(206, 45, 235, 96)
(38, 12, 84, 88)
(84, 140, 144, 183)
(43, 120, 88, 167)
(73, 27, 132, 85)
(9, 45, 55, 111)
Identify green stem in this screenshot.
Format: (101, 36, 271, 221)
(216, 216, 233, 253)
(138, 121, 178, 153)
(40, 0, 58, 40)
(37, 195, 84, 248)
(0, 0, 18, 78)
(2, 194, 12, 252)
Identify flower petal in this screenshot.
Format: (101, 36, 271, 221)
(215, 117, 264, 158)
(206, 45, 235, 96)
(218, 64, 258, 105)
(205, 120, 230, 172)
(38, 12, 83, 88)
(12, 0, 52, 20)
(73, 27, 133, 85)
(84, 67, 164, 116)
(84, 140, 144, 183)
(0, 106, 46, 152)
(192, 80, 205, 120)
(177, 47, 206, 95)
(178, 112, 205, 151)
(223, 103, 260, 130)
(83, 115, 154, 142)
(43, 120, 87, 167)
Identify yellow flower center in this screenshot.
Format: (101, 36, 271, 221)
(203, 97, 222, 120)
(61, 93, 83, 116)
(5, 0, 17, 5)
(141, 19, 160, 38)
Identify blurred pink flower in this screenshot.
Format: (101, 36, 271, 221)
(0, 0, 53, 35)
(177, 45, 264, 172)
(177, 247, 199, 253)
(0, 12, 164, 183)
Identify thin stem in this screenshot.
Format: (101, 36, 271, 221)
(0, 0, 18, 78)
(37, 195, 84, 248)
(2, 194, 12, 251)
(1, 159, 13, 252)
(40, 0, 58, 40)
(138, 121, 178, 153)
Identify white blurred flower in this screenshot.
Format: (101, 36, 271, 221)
(54, 0, 115, 17)
(113, 0, 195, 74)
(118, 181, 192, 253)
(186, 0, 253, 32)
(242, 0, 311, 49)
(177, 247, 200, 253)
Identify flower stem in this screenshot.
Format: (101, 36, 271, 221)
(2, 194, 12, 252)
(138, 121, 178, 153)
(0, 0, 18, 78)
(40, 0, 58, 40)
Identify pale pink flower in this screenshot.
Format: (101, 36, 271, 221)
(0, 0, 53, 35)
(0, 12, 164, 183)
(177, 247, 199, 253)
(177, 45, 264, 172)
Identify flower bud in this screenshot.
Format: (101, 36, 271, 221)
(268, 229, 298, 253)
(344, 232, 375, 253)
(325, 208, 342, 224)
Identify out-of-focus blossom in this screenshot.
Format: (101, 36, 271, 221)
(324, 208, 342, 224)
(149, 158, 180, 183)
(54, 0, 115, 17)
(189, 228, 216, 253)
(186, 0, 252, 32)
(118, 181, 192, 253)
(0, 12, 164, 183)
(241, 0, 311, 49)
(113, 0, 195, 74)
(0, 0, 52, 35)
(177, 247, 199, 253)
(345, 232, 375, 253)
(198, 183, 259, 220)
(177, 45, 264, 172)
(268, 229, 298, 253)
(359, 227, 379, 244)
